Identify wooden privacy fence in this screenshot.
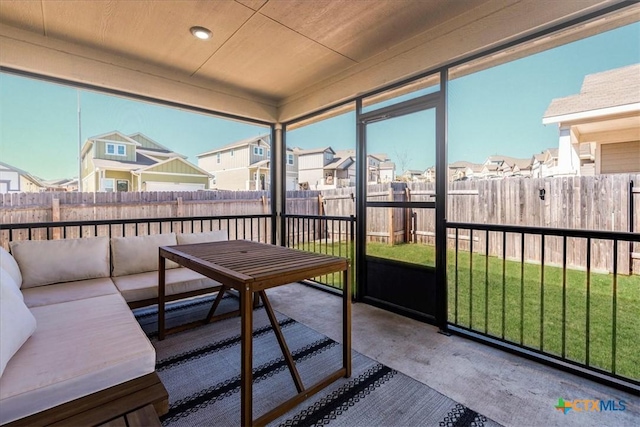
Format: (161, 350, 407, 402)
(1, 174, 638, 273)
(0, 190, 271, 224)
(327, 174, 637, 275)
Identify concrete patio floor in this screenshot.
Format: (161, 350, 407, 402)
(267, 283, 638, 427)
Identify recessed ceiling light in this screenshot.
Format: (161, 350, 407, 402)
(190, 26, 212, 40)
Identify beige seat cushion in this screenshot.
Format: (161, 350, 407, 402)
(22, 277, 119, 308)
(10, 237, 111, 288)
(111, 233, 179, 277)
(112, 268, 222, 303)
(0, 293, 155, 425)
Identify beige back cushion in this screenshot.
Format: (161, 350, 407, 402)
(176, 230, 229, 245)
(9, 237, 111, 288)
(111, 233, 179, 277)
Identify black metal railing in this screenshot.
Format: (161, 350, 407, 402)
(0, 214, 273, 247)
(284, 214, 356, 295)
(447, 221, 640, 391)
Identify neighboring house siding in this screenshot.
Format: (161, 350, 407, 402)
(299, 169, 324, 187)
(103, 134, 131, 143)
(200, 146, 251, 172)
(0, 168, 20, 192)
(214, 169, 250, 190)
(140, 173, 207, 185)
(298, 153, 324, 170)
(147, 160, 200, 174)
(600, 141, 640, 174)
(19, 176, 41, 192)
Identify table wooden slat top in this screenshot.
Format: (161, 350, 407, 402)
(160, 240, 348, 291)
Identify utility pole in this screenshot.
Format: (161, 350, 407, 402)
(77, 90, 83, 192)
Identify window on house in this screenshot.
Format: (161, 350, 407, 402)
(230, 149, 234, 157)
(253, 146, 263, 156)
(287, 154, 294, 165)
(216, 153, 221, 163)
(266, 149, 270, 158)
(116, 180, 129, 192)
(101, 178, 115, 192)
(106, 143, 126, 156)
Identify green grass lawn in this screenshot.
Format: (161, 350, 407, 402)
(294, 241, 639, 381)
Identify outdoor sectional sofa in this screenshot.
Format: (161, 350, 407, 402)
(0, 230, 228, 426)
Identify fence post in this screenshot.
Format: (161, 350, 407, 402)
(52, 197, 61, 240)
(177, 197, 184, 217)
(388, 186, 394, 245)
(404, 187, 411, 243)
(318, 194, 325, 241)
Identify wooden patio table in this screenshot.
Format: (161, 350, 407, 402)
(158, 240, 351, 426)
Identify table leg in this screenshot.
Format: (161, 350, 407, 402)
(205, 285, 228, 322)
(259, 290, 304, 393)
(158, 256, 166, 341)
(343, 265, 351, 377)
(240, 286, 253, 426)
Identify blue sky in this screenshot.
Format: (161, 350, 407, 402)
(1, 22, 638, 179)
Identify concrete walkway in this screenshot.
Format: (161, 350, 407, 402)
(267, 283, 638, 427)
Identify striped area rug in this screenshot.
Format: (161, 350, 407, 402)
(134, 296, 500, 427)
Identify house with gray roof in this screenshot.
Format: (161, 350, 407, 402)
(543, 64, 640, 175)
(81, 131, 211, 192)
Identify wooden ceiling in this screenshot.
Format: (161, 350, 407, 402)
(0, 0, 633, 122)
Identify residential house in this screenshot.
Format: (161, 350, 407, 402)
(0, 161, 46, 193)
(41, 177, 79, 192)
(324, 150, 356, 188)
(378, 161, 396, 183)
(543, 64, 640, 175)
(296, 148, 392, 189)
(294, 147, 336, 190)
(81, 131, 210, 192)
(531, 148, 560, 178)
(197, 135, 297, 191)
(400, 169, 424, 182)
(463, 163, 486, 180)
(483, 155, 532, 178)
(367, 153, 390, 184)
(423, 166, 436, 183)
(448, 161, 476, 181)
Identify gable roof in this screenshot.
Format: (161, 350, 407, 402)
(449, 160, 476, 169)
(324, 156, 354, 170)
(197, 134, 270, 157)
(543, 64, 640, 122)
(0, 161, 46, 187)
(293, 146, 335, 155)
(127, 132, 172, 151)
(136, 156, 212, 176)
